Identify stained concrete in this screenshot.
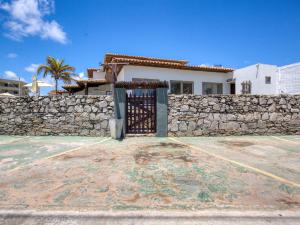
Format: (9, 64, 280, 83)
(0, 135, 299, 211)
(0, 136, 107, 171)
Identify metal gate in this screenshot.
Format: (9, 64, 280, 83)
(126, 91, 156, 134)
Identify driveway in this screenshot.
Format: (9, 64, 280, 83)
(0, 135, 299, 211)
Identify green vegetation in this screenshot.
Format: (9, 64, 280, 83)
(37, 56, 75, 92)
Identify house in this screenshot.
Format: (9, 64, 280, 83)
(63, 53, 234, 95)
(62, 53, 300, 96)
(62, 71, 112, 95)
(0, 78, 28, 96)
(233, 62, 300, 95)
(278, 62, 300, 94)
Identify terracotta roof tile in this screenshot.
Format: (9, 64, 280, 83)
(62, 84, 81, 89)
(62, 79, 109, 91)
(112, 57, 234, 73)
(76, 79, 108, 84)
(104, 53, 188, 65)
(48, 90, 69, 95)
(86, 53, 234, 80)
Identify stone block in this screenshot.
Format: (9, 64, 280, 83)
(170, 120, 179, 132)
(291, 108, 300, 113)
(180, 105, 189, 112)
(188, 121, 196, 131)
(179, 121, 188, 131)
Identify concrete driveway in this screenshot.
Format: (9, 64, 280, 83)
(0, 135, 299, 211)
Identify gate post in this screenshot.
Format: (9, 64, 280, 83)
(156, 88, 168, 137)
(113, 88, 126, 138)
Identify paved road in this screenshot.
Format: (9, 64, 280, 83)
(0, 210, 299, 225)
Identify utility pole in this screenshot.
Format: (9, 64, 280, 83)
(18, 77, 21, 97)
(104, 62, 129, 84)
(102, 62, 129, 96)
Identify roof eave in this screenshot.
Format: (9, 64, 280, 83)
(113, 59, 234, 73)
(104, 53, 188, 65)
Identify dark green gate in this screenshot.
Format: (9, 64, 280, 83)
(126, 91, 156, 134)
(114, 81, 168, 137)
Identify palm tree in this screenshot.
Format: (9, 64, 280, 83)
(37, 56, 75, 92)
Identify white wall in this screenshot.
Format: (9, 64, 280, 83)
(117, 68, 125, 81)
(278, 62, 300, 94)
(93, 70, 106, 80)
(118, 65, 232, 95)
(233, 64, 278, 95)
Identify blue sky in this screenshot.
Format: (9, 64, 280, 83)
(0, 0, 300, 93)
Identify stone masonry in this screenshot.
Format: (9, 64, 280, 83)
(168, 95, 300, 136)
(1, 94, 300, 137)
(0, 96, 113, 136)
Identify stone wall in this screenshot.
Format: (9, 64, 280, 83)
(0, 96, 114, 136)
(1, 94, 300, 137)
(168, 95, 300, 136)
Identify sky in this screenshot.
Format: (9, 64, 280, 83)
(0, 0, 300, 93)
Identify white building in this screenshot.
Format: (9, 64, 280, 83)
(233, 62, 300, 95)
(0, 78, 28, 96)
(64, 53, 234, 95)
(278, 62, 300, 94)
(63, 53, 300, 96)
(233, 64, 278, 95)
(117, 65, 234, 95)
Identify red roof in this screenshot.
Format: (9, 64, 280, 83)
(104, 53, 234, 73)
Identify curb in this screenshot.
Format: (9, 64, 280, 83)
(0, 210, 299, 219)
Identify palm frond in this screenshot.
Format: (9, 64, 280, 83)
(60, 65, 75, 72)
(60, 73, 72, 84)
(38, 56, 76, 91)
(37, 65, 53, 78)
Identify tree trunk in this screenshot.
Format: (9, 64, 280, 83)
(55, 79, 58, 93)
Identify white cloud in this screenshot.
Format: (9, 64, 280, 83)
(0, 0, 67, 44)
(74, 72, 88, 80)
(6, 53, 18, 58)
(2, 70, 26, 81)
(25, 63, 39, 73)
(40, 76, 55, 86)
(41, 20, 66, 42)
(3, 70, 18, 79)
(78, 72, 86, 79)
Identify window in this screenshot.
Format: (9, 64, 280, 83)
(183, 82, 193, 94)
(202, 82, 223, 95)
(170, 81, 193, 94)
(8, 83, 18, 88)
(132, 78, 159, 82)
(265, 76, 271, 84)
(170, 81, 181, 94)
(241, 81, 252, 94)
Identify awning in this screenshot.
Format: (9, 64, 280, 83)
(226, 78, 236, 83)
(0, 92, 16, 97)
(24, 81, 53, 87)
